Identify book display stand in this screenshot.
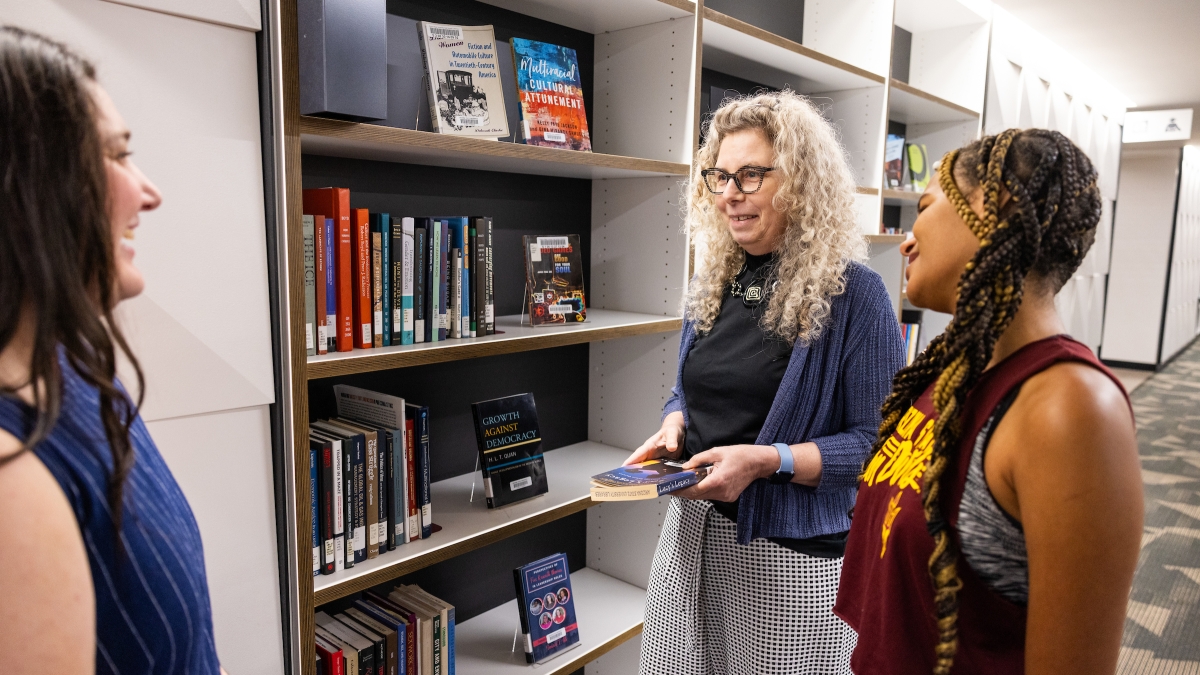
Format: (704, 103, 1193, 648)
(267, 0, 994, 672)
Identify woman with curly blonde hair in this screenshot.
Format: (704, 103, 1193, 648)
(628, 90, 905, 674)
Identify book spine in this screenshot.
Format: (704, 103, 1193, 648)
(323, 218, 338, 353)
(401, 218, 415, 344)
(414, 227, 426, 344)
(380, 214, 392, 347)
(333, 440, 345, 572)
(365, 433, 379, 559)
(378, 433, 390, 552)
(415, 22, 442, 135)
(303, 215, 316, 356)
(438, 221, 449, 341)
(470, 403, 494, 510)
(370, 214, 384, 348)
(311, 443, 320, 577)
(449, 248, 460, 338)
(405, 419, 418, 542)
(416, 409, 432, 538)
(446, 606, 454, 675)
(383, 431, 396, 551)
(428, 223, 439, 343)
(336, 194, 354, 352)
(395, 426, 408, 545)
(483, 218, 494, 334)
(353, 436, 366, 563)
(352, 208, 373, 349)
(314, 214, 329, 355)
(321, 444, 336, 574)
(459, 219, 470, 339)
(431, 612, 441, 675)
(469, 224, 478, 338)
(342, 440, 354, 569)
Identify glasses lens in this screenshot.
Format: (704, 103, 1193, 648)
(738, 168, 764, 193)
(705, 171, 729, 193)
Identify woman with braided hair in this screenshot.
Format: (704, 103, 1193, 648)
(833, 128, 1142, 674)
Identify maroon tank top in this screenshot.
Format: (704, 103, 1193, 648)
(833, 335, 1128, 674)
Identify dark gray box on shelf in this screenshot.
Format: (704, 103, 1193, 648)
(706, 0, 803, 45)
(298, 0, 387, 121)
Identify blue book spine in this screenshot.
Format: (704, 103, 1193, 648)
(447, 605, 455, 675)
(323, 218, 337, 352)
(406, 403, 432, 538)
(380, 213, 392, 347)
(310, 445, 319, 577)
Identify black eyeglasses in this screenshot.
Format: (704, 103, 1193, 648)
(700, 165, 775, 194)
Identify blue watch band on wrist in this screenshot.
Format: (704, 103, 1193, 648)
(770, 442, 794, 483)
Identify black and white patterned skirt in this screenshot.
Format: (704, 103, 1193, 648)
(639, 498, 855, 675)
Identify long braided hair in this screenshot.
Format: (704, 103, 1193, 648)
(867, 128, 1101, 673)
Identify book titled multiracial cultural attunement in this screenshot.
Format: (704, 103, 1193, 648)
(470, 393, 549, 508)
(510, 38, 591, 151)
(590, 460, 713, 501)
(513, 553, 580, 663)
(416, 22, 510, 138)
(523, 234, 586, 326)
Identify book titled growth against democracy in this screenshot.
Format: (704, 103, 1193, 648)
(470, 393, 548, 508)
(514, 553, 580, 664)
(510, 38, 591, 151)
(590, 460, 712, 501)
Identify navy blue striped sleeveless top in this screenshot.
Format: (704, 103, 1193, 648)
(0, 356, 221, 675)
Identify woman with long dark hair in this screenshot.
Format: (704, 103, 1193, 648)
(0, 27, 223, 674)
(834, 129, 1142, 674)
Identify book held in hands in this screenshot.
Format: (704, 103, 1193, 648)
(470, 393, 549, 508)
(590, 459, 712, 501)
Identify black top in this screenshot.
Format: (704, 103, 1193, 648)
(682, 252, 848, 558)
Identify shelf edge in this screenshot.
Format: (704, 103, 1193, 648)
(889, 79, 979, 119)
(540, 621, 645, 675)
(314, 494, 595, 605)
(307, 317, 683, 379)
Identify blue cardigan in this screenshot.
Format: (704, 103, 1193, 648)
(664, 260, 906, 544)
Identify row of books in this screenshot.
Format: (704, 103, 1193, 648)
(315, 584, 454, 675)
(310, 385, 432, 576)
(885, 136, 932, 192)
(302, 187, 496, 357)
(901, 321, 921, 366)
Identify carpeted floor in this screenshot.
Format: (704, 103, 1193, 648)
(1119, 339, 1200, 674)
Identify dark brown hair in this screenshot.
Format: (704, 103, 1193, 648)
(0, 26, 144, 532)
(866, 128, 1101, 673)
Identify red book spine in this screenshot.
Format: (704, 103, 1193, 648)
(315, 640, 344, 675)
(314, 213, 328, 355)
(335, 191, 352, 351)
(405, 419, 417, 543)
(351, 208, 373, 349)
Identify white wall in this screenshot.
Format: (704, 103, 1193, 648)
(1099, 148, 1181, 365)
(1, 1, 283, 673)
(1161, 145, 1200, 360)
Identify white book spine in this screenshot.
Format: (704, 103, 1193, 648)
(332, 439, 345, 572)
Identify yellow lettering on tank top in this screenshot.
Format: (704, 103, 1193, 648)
(862, 403, 936, 558)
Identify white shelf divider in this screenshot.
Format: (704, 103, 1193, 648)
(454, 567, 646, 675)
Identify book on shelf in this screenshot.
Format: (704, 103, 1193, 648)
(393, 217, 415, 345)
(901, 322, 921, 366)
(906, 143, 931, 192)
(479, 217, 494, 335)
(470, 393, 549, 508)
(315, 214, 329, 355)
(387, 590, 439, 675)
(316, 614, 374, 675)
(310, 438, 320, 577)
(313, 421, 367, 564)
(351, 208, 374, 349)
(510, 38, 591, 151)
(328, 418, 382, 559)
(310, 429, 346, 573)
(885, 133, 906, 189)
(523, 234, 586, 325)
(365, 591, 418, 675)
(333, 384, 413, 548)
(314, 634, 345, 675)
(303, 188, 353, 351)
(590, 459, 713, 501)
(322, 216, 338, 353)
(353, 598, 411, 675)
(371, 212, 392, 347)
(404, 403, 433, 538)
(514, 553, 580, 663)
(413, 224, 427, 344)
(438, 219, 449, 342)
(416, 22, 510, 139)
(337, 613, 387, 675)
(304, 215, 317, 356)
(395, 585, 454, 675)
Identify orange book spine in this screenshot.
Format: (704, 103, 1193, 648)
(350, 208, 373, 348)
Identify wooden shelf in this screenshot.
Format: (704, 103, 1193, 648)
(867, 233, 907, 244)
(882, 188, 921, 204)
(701, 8, 886, 93)
(888, 79, 979, 124)
(313, 442, 629, 605)
(454, 567, 645, 675)
(307, 309, 681, 380)
(477, 0, 693, 33)
(299, 117, 689, 180)
(857, 186, 880, 196)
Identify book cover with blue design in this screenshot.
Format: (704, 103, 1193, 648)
(513, 553, 580, 663)
(510, 38, 591, 151)
(590, 459, 712, 501)
(470, 393, 548, 508)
